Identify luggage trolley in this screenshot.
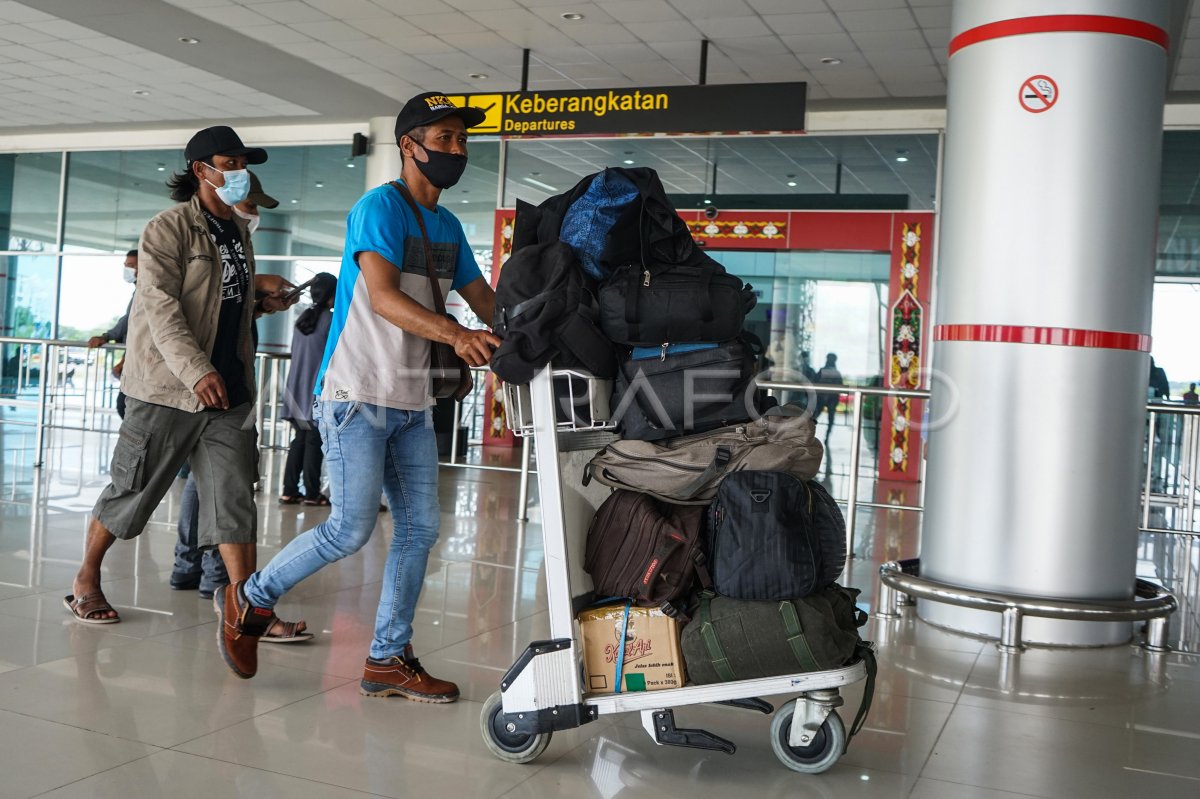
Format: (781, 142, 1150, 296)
(480, 366, 871, 774)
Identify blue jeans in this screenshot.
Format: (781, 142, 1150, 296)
(244, 401, 440, 660)
(171, 472, 228, 593)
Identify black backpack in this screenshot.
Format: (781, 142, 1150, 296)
(491, 239, 616, 384)
(584, 490, 710, 611)
(705, 472, 847, 600)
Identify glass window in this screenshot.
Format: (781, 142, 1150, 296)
(249, 145, 366, 258)
(0, 152, 62, 251)
(708, 249, 890, 385)
(1159, 131, 1200, 277)
(63, 150, 178, 252)
(58, 253, 134, 341)
(503, 134, 938, 211)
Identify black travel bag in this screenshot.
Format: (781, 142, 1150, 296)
(584, 490, 710, 610)
(610, 337, 771, 441)
(599, 263, 756, 346)
(705, 472, 847, 600)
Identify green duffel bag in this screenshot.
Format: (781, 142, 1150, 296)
(682, 584, 867, 684)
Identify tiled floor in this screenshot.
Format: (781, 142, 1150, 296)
(0, 423, 1197, 799)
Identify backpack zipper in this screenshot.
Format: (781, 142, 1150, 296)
(643, 269, 651, 287)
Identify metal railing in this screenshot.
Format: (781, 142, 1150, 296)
(877, 558, 1177, 653)
(2, 339, 1196, 554)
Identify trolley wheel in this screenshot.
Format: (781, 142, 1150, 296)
(770, 701, 845, 774)
(480, 691, 552, 764)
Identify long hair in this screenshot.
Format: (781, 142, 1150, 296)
(167, 160, 203, 202)
(295, 272, 337, 335)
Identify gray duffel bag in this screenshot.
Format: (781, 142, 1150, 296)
(583, 405, 824, 505)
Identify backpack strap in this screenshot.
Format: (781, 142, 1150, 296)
(697, 591, 737, 682)
(678, 445, 732, 499)
(843, 642, 877, 753)
(778, 600, 821, 673)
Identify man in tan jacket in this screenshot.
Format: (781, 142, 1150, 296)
(65, 126, 299, 643)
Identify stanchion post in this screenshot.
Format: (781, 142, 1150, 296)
(845, 390, 863, 560)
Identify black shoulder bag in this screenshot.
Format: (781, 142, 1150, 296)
(390, 181, 473, 402)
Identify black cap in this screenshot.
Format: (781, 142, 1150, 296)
(184, 125, 267, 165)
(394, 92, 487, 142)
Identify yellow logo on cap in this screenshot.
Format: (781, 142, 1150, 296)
(425, 94, 455, 110)
(448, 94, 502, 133)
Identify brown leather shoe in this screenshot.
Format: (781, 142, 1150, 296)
(360, 645, 459, 703)
(213, 580, 274, 679)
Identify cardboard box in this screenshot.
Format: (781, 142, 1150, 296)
(578, 603, 683, 694)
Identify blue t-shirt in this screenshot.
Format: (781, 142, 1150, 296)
(315, 182, 482, 410)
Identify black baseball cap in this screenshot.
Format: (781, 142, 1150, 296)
(184, 125, 267, 165)
(394, 92, 487, 142)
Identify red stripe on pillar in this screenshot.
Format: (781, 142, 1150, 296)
(935, 324, 1151, 352)
(949, 15, 1169, 57)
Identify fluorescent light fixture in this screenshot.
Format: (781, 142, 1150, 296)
(523, 176, 558, 192)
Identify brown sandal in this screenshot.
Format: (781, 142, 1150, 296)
(261, 619, 314, 644)
(63, 592, 120, 624)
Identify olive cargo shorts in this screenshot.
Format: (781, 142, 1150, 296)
(93, 397, 258, 547)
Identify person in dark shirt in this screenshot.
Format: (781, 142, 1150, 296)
(87, 249, 138, 418)
(279, 272, 337, 506)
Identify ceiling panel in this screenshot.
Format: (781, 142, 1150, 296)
(0, 1, 1196, 131)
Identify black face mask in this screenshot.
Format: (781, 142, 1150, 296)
(413, 143, 467, 189)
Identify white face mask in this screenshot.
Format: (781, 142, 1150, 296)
(233, 206, 260, 235)
(122, 267, 137, 284)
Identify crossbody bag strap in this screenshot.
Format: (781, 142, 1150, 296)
(389, 181, 449, 316)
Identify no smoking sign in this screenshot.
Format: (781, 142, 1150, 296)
(1019, 75, 1058, 113)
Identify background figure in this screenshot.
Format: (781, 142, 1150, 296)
(1184, 383, 1198, 405)
(814, 352, 843, 436)
(87, 249, 137, 418)
(1148, 356, 1171, 400)
(280, 272, 337, 506)
(169, 470, 228, 597)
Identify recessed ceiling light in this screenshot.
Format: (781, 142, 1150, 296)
(561, 12, 584, 21)
(314, 181, 324, 188)
(820, 57, 842, 66)
(703, 199, 712, 205)
(133, 89, 150, 96)
(156, 163, 165, 171)
(346, 162, 355, 168)
(290, 199, 299, 204)
(468, 72, 488, 79)
(895, 156, 909, 162)
(786, 181, 797, 187)
(622, 159, 634, 165)
(461, 199, 469, 204)
(178, 37, 200, 44)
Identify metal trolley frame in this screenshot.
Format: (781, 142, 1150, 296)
(480, 366, 872, 774)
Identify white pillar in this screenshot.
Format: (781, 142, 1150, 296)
(921, 2, 1168, 645)
(365, 115, 401, 191)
